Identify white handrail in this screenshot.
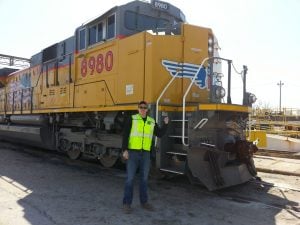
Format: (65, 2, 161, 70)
(182, 57, 210, 146)
(155, 70, 181, 147)
(193, 118, 208, 129)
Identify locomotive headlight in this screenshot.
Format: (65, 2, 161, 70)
(208, 37, 213, 45)
(208, 46, 213, 53)
(248, 93, 257, 104)
(215, 86, 226, 99)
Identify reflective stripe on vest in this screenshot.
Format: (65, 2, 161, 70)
(128, 114, 155, 151)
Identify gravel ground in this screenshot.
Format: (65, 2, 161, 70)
(0, 143, 299, 225)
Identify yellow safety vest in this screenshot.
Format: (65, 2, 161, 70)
(128, 114, 155, 151)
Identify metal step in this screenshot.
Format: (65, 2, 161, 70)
(160, 167, 185, 175)
(171, 119, 188, 122)
(168, 135, 188, 138)
(172, 143, 189, 151)
(200, 143, 216, 148)
(166, 151, 187, 156)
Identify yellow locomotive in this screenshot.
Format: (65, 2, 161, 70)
(0, 0, 257, 190)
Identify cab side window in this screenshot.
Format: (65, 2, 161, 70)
(107, 14, 116, 39)
(88, 25, 97, 45)
(97, 22, 104, 42)
(79, 28, 86, 50)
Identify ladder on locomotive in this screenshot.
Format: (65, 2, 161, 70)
(155, 58, 209, 175)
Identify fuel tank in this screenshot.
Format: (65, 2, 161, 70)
(0, 124, 55, 150)
(9, 115, 48, 126)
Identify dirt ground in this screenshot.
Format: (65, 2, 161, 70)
(0, 142, 299, 225)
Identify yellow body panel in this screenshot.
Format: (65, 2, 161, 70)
(74, 81, 107, 107)
(183, 25, 210, 63)
(74, 41, 117, 107)
(15, 104, 139, 114)
(144, 34, 183, 104)
(57, 65, 73, 85)
(199, 104, 251, 113)
(116, 33, 145, 103)
(74, 41, 117, 82)
(143, 25, 213, 105)
(0, 24, 236, 114)
(41, 84, 73, 108)
(182, 25, 211, 103)
(38, 63, 73, 109)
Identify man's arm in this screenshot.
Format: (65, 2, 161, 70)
(122, 116, 132, 151)
(154, 117, 169, 137)
(122, 116, 132, 160)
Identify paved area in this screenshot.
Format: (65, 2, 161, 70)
(254, 155, 300, 176)
(266, 134, 300, 152)
(0, 144, 299, 225)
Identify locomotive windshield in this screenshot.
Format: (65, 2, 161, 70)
(122, 0, 185, 35)
(125, 11, 169, 32)
(124, 10, 183, 35)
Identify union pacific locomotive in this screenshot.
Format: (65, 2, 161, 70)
(0, 0, 258, 190)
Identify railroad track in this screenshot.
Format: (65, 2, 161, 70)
(255, 148, 300, 159)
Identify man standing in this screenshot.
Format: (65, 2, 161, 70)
(122, 101, 169, 214)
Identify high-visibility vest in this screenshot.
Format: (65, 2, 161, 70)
(128, 114, 155, 151)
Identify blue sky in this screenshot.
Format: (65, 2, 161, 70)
(0, 0, 299, 109)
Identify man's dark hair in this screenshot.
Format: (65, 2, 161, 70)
(138, 101, 148, 106)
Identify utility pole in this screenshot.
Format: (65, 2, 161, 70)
(277, 80, 284, 112)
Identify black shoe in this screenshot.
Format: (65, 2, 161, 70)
(141, 203, 155, 211)
(123, 204, 132, 214)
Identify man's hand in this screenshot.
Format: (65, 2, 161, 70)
(164, 117, 169, 124)
(122, 150, 129, 160)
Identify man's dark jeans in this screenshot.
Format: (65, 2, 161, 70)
(123, 150, 150, 205)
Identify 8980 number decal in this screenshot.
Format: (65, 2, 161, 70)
(80, 51, 113, 77)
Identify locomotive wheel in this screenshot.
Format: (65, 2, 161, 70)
(67, 148, 82, 160)
(99, 155, 118, 168)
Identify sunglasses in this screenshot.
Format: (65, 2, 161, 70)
(139, 106, 148, 109)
